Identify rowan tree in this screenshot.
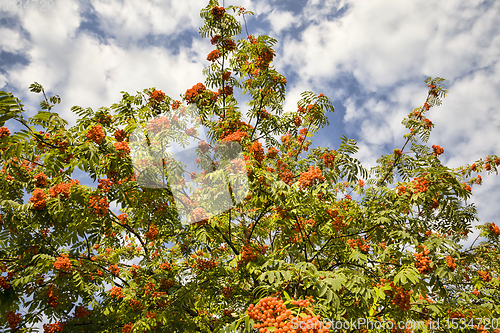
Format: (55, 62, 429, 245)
(1, 1, 500, 333)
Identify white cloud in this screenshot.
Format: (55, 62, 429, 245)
(0, 27, 29, 54)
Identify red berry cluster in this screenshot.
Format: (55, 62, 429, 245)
(322, 151, 336, 168)
(149, 89, 165, 106)
(267, 147, 279, 160)
(207, 49, 221, 62)
(109, 264, 120, 276)
(114, 129, 127, 142)
(186, 127, 197, 136)
(223, 130, 248, 143)
(298, 166, 325, 190)
(146, 116, 171, 135)
(414, 247, 433, 274)
(211, 6, 225, 20)
(47, 285, 59, 308)
(34, 172, 48, 187)
(191, 207, 209, 225)
(391, 286, 412, 311)
(478, 270, 492, 282)
(123, 322, 134, 333)
(222, 71, 231, 81)
(43, 322, 64, 333)
(53, 253, 72, 272)
(49, 179, 79, 199)
(347, 238, 370, 252)
(171, 100, 181, 109)
(129, 298, 143, 311)
(432, 144, 444, 156)
(237, 244, 259, 268)
(185, 82, 207, 105)
(110, 286, 124, 299)
(446, 255, 456, 271)
(160, 278, 175, 291)
(293, 115, 302, 127)
(249, 141, 265, 163)
(73, 305, 90, 319)
(30, 188, 47, 210)
(88, 195, 109, 217)
(0, 126, 10, 139)
(198, 140, 211, 153)
(487, 222, 500, 236)
(114, 141, 131, 157)
(7, 311, 21, 330)
(145, 225, 159, 240)
(393, 149, 403, 157)
(196, 258, 218, 271)
(411, 175, 429, 193)
(86, 125, 105, 145)
(97, 178, 113, 192)
(222, 286, 233, 298)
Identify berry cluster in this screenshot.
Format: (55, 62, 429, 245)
(446, 255, 456, 271)
(53, 253, 72, 272)
(0, 126, 10, 139)
(487, 222, 500, 236)
(34, 172, 48, 187)
(248, 297, 328, 333)
(478, 270, 492, 282)
(114, 129, 127, 142)
(86, 125, 105, 145)
(218, 85, 233, 96)
(30, 188, 47, 210)
(110, 286, 124, 299)
(222, 71, 231, 81)
(293, 116, 302, 127)
(160, 278, 175, 291)
(322, 151, 336, 168)
(97, 178, 113, 192)
(171, 100, 181, 109)
(49, 179, 79, 199)
(185, 82, 207, 105)
(237, 244, 259, 268)
(73, 305, 90, 319)
(129, 298, 143, 311)
(432, 144, 444, 156)
(146, 116, 171, 135)
(298, 166, 324, 190)
(149, 89, 165, 106)
(109, 264, 120, 276)
(347, 238, 370, 252)
(123, 323, 134, 333)
(7, 311, 21, 330)
(88, 195, 109, 217)
(393, 149, 403, 157)
(185, 127, 196, 136)
(145, 225, 159, 240)
(222, 130, 248, 144)
(43, 322, 64, 333)
(222, 286, 233, 298)
(391, 286, 412, 311)
(47, 285, 59, 308)
(411, 175, 429, 193)
(267, 147, 279, 160)
(196, 258, 218, 271)
(191, 207, 209, 225)
(211, 6, 225, 20)
(249, 141, 265, 163)
(207, 49, 221, 62)
(414, 247, 433, 274)
(114, 141, 131, 157)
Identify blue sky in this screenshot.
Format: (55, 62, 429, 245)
(1, 0, 500, 327)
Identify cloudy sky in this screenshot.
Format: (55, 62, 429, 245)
(1, 0, 500, 264)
